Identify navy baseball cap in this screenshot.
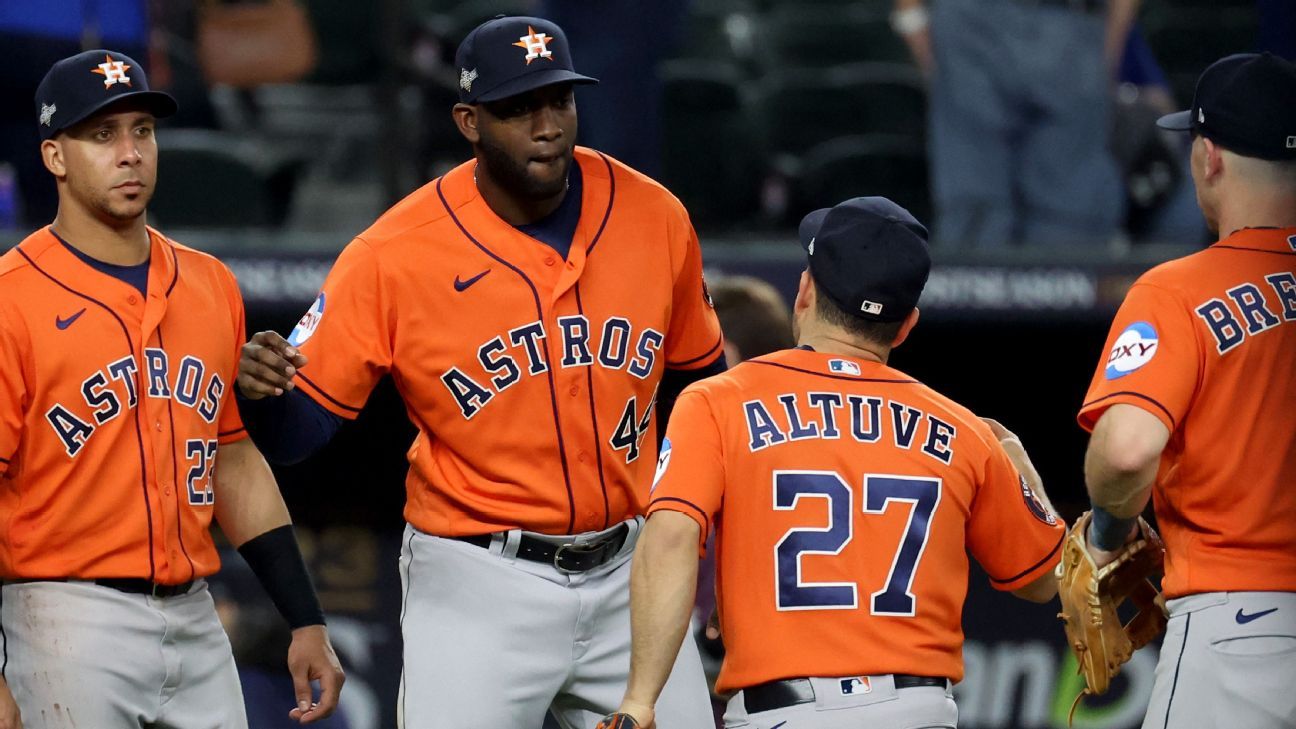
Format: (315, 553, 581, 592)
(798, 197, 931, 322)
(35, 50, 177, 141)
(454, 16, 598, 104)
(1157, 53, 1296, 161)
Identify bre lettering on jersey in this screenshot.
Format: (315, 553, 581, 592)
(1104, 321, 1158, 380)
(1194, 273, 1295, 354)
(440, 318, 665, 419)
(46, 351, 223, 457)
(743, 393, 957, 464)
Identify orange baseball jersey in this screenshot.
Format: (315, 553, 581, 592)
(286, 147, 724, 537)
(1078, 226, 1296, 599)
(0, 227, 247, 583)
(648, 348, 1064, 691)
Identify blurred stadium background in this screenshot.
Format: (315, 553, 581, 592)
(0, 1, 1286, 727)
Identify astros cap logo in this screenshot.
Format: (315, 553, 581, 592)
(513, 26, 554, 64)
(91, 55, 132, 88)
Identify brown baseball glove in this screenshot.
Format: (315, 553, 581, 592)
(1056, 511, 1168, 724)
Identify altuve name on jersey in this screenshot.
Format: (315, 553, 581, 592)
(744, 392, 957, 464)
(1194, 272, 1296, 354)
(440, 317, 664, 419)
(46, 349, 225, 457)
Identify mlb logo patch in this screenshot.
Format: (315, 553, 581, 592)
(860, 300, 884, 316)
(1288, 136, 1296, 149)
(829, 359, 861, 376)
(840, 677, 872, 695)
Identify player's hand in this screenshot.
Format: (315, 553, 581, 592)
(239, 331, 308, 400)
(704, 608, 722, 641)
(981, 417, 1021, 447)
(0, 677, 21, 729)
(286, 624, 345, 724)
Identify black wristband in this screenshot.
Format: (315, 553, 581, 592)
(237, 524, 326, 629)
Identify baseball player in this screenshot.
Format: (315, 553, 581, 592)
(600, 198, 1065, 729)
(234, 16, 723, 729)
(1077, 52, 1296, 729)
(0, 50, 343, 729)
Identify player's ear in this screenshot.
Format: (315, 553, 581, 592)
(891, 307, 921, 348)
(40, 138, 67, 178)
(452, 102, 481, 145)
(1200, 137, 1224, 181)
(793, 269, 814, 316)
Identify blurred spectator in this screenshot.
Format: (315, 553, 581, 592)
(893, 0, 1132, 248)
(0, 0, 149, 226)
(536, 0, 689, 179)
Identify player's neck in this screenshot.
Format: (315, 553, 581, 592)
(798, 328, 888, 364)
(50, 203, 150, 266)
(1215, 193, 1296, 240)
(473, 164, 566, 226)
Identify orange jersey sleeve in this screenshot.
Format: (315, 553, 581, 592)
(288, 238, 394, 419)
(216, 266, 248, 444)
(0, 304, 28, 476)
(964, 424, 1064, 592)
(1078, 281, 1201, 433)
(1077, 228, 1296, 597)
(647, 388, 725, 550)
(663, 223, 724, 370)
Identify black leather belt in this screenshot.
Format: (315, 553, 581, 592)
(743, 675, 949, 714)
(9, 578, 195, 598)
(453, 523, 629, 573)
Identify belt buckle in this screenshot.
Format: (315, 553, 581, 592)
(553, 541, 600, 574)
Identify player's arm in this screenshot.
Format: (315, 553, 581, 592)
(983, 418, 1060, 603)
(236, 332, 344, 465)
(213, 438, 345, 724)
(615, 511, 703, 729)
(655, 356, 727, 436)
(1083, 404, 1169, 562)
(0, 676, 21, 729)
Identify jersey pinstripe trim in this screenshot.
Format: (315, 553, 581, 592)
(749, 359, 920, 384)
(583, 152, 617, 256)
(1080, 391, 1177, 430)
(157, 328, 197, 582)
(296, 372, 364, 416)
(217, 427, 247, 438)
(15, 247, 158, 581)
(1211, 245, 1296, 257)
(987, 530, 1065, 586)
(436, 176, 582, 532)
(649, 496, 710, 536)
(667, 333, 724, 368)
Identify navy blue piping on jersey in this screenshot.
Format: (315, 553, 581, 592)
(0, 457, 8, 465)
(295, 372, 363, 416)
(16, 248, 158, 581)
(1081, 392, 1177, 430)
(1162, 612, 1190, 729)
(668, 334, 725, 369)
(748, 359, 919, 385)
(573, 285, 613, 530)
(438, 176, 591, 533)
(155, 329, 197, 583)
(218, 427, 247, 439)
(1211, 245, 1296, 256)
(987, 530, 1065, 586)
(649, 496, 710, 537)
(583, 153, 617, 257)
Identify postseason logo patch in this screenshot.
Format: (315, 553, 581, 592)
(288, 293, 326, 346)
(1105, 321, 1158, 380)
(1020, 474, 1057, 525)
(651, 437, 672, 494)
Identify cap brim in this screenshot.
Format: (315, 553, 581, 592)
(798, 208, 830, 252)
(59, 90, 179, 134)
(1156, 109, 1194, 131)
(474, 70, 599, 103)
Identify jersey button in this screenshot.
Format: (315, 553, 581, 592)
(569, 385, 579, 397)
(544, 257, 556, 266)
(155, 421, 163, 432)
(578, 451, 589, 463)
(128, 295, 139, 305)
